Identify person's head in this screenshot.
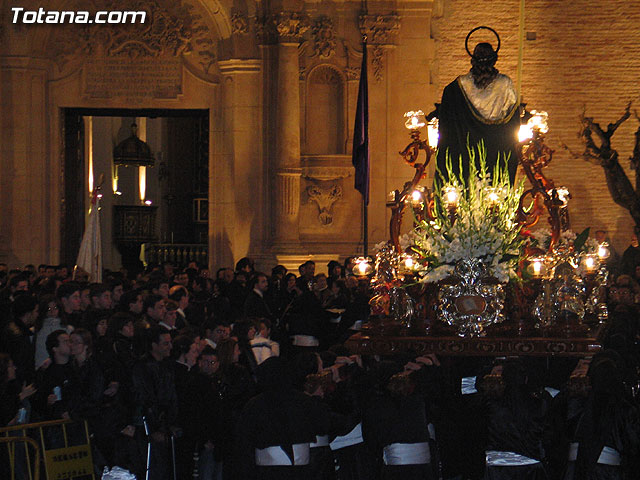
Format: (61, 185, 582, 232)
(57, 282, 82, 314)
(198, 346, 219, 376)
(285, 273, 297, 291)
(174, 271, 189, 287)
(204, 319, 230, 344)
(144, 294, 167, 322)
(109, 280, 125, 303)
(250, 273, 269, 294)
(232, 320, 256, 343)
(46, 330, 71, 364)
(89, 283, 112, 310)
(314, 273, 328, 292)
(235, 257, 254, 274)
(149, 278, 170, 298)
(109, 312, 135, 338)
(9, 273, 29, 294)
(258, 318, 272, 339)
(94, 317, 109, 337)
(470, 42, 499, 88)
(119, 289, 143, 314)
(169, 285, 189, 309)
(148, 327, 172, 360)
(304, 261, 316, 278)
(595, 230, 607, 243)
(172, 335, 199, 367)
(13, 293, 38, 326)
(162, 262, 175, 279)
(0, 353, 16, 384)
(79, 285, 91, 311)
(70, 328, 93, 362)
(163, 299, 178, 326)
(327, 261, 342, 278)
(56, 265, 69, 279)
(271, 265, 287, 280)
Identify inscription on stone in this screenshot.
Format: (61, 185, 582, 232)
(84, 57, 182, 102)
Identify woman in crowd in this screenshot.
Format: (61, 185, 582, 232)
(34, 294, 73, 369)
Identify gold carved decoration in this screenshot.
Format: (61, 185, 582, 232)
(255, 12, 309, 44)
(358, 14, 400, 82)
(276, 11, 310, 42)
(48, 0, 217, 74)
(310, 65, 341, 85)
(371, 45, 385, 82)
(311, 16, 336, 58)
(307, 184, 343, 226)
(231, 13, 249, 35)
(359, 14, 400, 45)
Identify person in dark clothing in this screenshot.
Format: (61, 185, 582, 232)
(130, 327, 178, 480)
(362, 358, 440, 480)
(620, 228, 640, 278)
(564, 351, 640, 480)
(482, 359, 550, 480)
(191, 346, 224, 479)
(244, 273, 274, 320)
(1, 293, 38, 383)
(33, 330, 73, 420)
(235, 357, 348, 480)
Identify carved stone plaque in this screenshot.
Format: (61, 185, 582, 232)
(84, 57, 182, 101)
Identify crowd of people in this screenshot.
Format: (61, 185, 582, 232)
(0, 251, 638, 480)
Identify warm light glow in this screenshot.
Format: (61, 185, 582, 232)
(529, 257, 546, 278)
(597, 242, 610, 260)
(86, 116, 94, 194)
(352, 257, 373, 276)
(427, 118, 439, 147)
(442, 186, 460, 210)
(411, 189, 423, 205)
(112, 165, 119, 194)
(402, 254, 415, 270)
(404, 110, 426, 130)
(518, 124, 533, 143)
(519, 110, 549, 142)
(581, 254, 598, 273)
(144, 200, 153, 205)
(528, 110, 549, 134)
(557, 187, 570, 206)
(139, 166, 146, 203)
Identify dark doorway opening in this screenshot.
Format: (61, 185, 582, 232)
(62, 108, 209, 274)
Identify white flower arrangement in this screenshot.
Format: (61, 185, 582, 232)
(411, 146, 524, 284)
(527, 227, 598, 255)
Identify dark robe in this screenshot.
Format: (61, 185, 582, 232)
(436, 76, 520, 183)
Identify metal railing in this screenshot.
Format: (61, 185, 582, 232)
(0, 418, 94, 480)
(143, 243, 208, 267)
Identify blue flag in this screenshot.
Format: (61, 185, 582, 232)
(352, 41, 369, 205)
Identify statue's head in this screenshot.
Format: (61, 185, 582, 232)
(465, 27, 501, 88)
(470, 42, 499, 88)
(471, 42, 498, 67)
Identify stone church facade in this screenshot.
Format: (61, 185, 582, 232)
(1, 0, 639, 272)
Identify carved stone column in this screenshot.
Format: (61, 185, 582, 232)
(273, 12, 309, 247)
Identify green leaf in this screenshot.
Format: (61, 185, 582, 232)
(573, 227, 590, 253)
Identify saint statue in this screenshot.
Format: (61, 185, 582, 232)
(436, 27, 521, 182)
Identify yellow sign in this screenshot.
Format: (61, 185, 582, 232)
(44, 445, 93, 480)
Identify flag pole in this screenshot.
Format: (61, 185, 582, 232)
(352, 32, 369, 257)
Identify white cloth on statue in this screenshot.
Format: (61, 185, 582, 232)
(458, 72, 517, 122)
